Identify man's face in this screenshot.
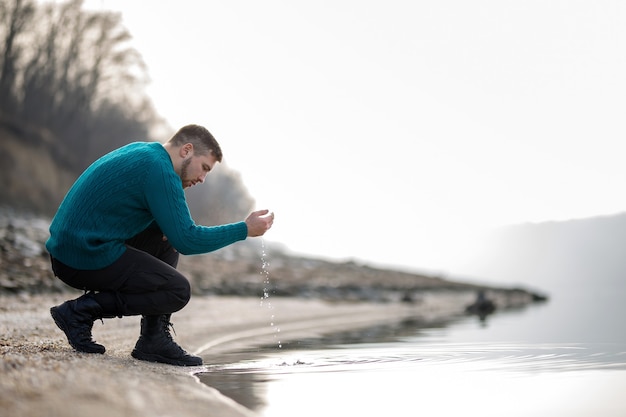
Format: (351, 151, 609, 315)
(180, 151, 218, 189)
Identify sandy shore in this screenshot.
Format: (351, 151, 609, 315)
(0, 291, 474, 417)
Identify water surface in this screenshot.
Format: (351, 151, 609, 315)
(199, 289, 626, 416)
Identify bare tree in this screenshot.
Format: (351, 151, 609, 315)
(0, 0, 256, 216)
(13, 0, 152, 168)
(0, 0, 34, 113)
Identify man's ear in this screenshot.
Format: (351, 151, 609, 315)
(180, 143, 194, 158)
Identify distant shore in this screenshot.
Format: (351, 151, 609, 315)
(0, 206, 547, 306)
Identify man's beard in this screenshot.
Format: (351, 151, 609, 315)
(180, 158, 191, 187)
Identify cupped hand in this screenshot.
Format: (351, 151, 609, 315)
(245, 209, 275, 237)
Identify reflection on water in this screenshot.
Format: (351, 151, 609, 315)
(198, 311, 626, 417)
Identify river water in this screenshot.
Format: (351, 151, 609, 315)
(198, 283, 626, 416)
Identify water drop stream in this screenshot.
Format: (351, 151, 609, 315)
(259, 239, 281, 349)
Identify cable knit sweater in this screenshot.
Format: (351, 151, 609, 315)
(46, 142, 248, 270)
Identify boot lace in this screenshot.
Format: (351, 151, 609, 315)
(163, 320, 177, 337)
(160, 318, 187, 354)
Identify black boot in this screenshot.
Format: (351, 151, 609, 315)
(131, 314, 202, 366)
(50, 293, 106, 354)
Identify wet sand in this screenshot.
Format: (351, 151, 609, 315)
(0, 292, 474, 417)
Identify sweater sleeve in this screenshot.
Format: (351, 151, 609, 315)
(143, 157, 248, 255)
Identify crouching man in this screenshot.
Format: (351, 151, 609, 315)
(46, 124, 274, 366)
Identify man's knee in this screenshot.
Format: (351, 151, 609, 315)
(170, 275, 191, 312)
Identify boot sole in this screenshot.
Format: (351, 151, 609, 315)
(131, 349, 202, 366)
(50, 306, 105, 354)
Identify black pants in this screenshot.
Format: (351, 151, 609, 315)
(50, 227, 190, 317)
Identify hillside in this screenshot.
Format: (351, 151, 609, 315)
(455, 212, 626, 294)
(0, 118, 76, 216)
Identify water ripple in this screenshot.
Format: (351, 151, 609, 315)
(206, 342, 626, 376)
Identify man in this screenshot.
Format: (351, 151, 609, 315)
(46, 124, 274, 366)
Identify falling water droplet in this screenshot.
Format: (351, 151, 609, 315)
(259, 239, 282, 349)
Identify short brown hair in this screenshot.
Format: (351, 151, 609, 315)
(168, 124, 223, 162)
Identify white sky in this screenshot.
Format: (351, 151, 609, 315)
(83, 0, 626, 276)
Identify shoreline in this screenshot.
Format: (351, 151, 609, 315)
(0, 291, 476, 417)
(0, 209, 547, 416)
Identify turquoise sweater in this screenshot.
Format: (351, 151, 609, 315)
(46, 142, 248, 270)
